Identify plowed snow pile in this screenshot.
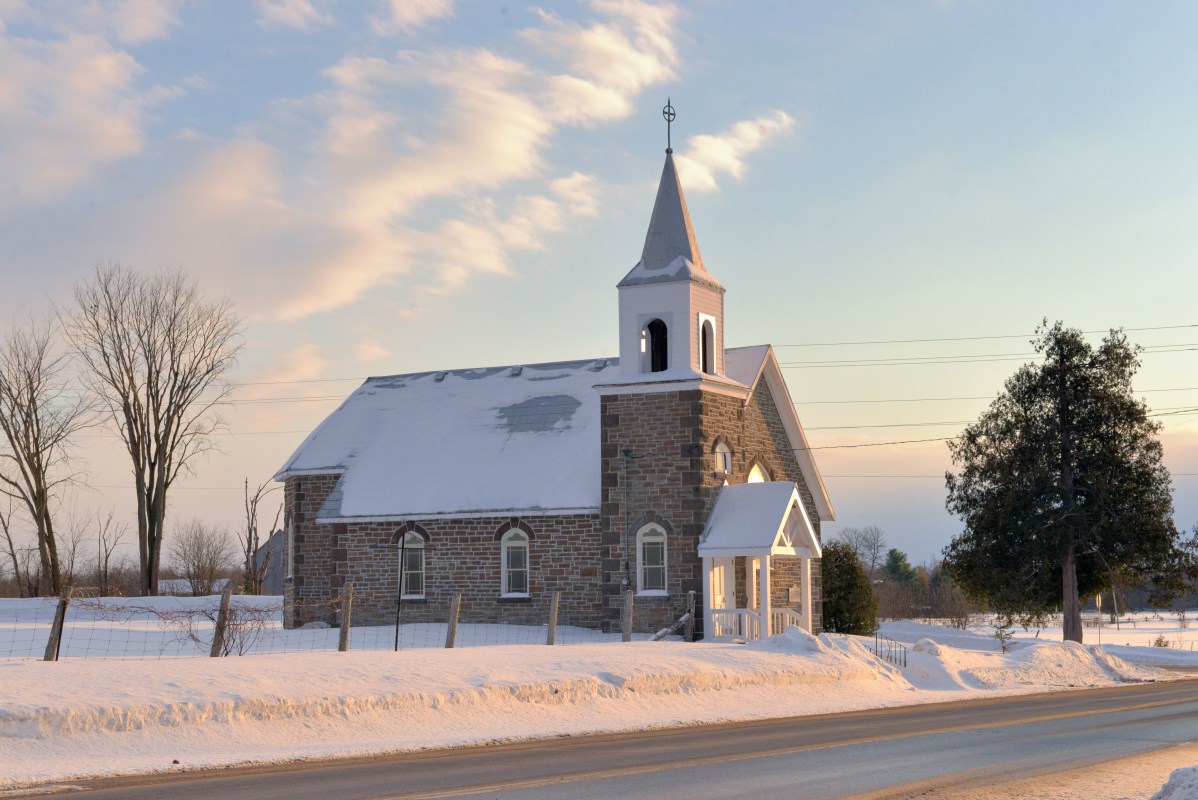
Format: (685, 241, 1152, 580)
(1154, 766, 1198, 799)
(0, 624, 1168, 788)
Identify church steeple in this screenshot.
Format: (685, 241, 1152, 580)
(639, 152, 705, 273)
(616, 108, 727, 381)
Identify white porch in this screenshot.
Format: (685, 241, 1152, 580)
(698, 482, 822, 642)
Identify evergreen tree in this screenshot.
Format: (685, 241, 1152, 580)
(822, 541, 879, 635)
(882, 548, 917, 587)
(943, 322, 1182, 643)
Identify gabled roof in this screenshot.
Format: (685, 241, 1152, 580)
(275, 359, 616, 520)
(699, 482, 822, 558)
(728, 346, 836, 522)
(274, 346, 833, 523)
(618, 152, 722, 292)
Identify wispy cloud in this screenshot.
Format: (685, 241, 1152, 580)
(675, 110, 796, 192)
(370, 0, 453, 35)
(0, 0, 183, 199)
(255, 0, 334, 30)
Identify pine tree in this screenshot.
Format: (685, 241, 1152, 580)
(943, 322, 1182, 643)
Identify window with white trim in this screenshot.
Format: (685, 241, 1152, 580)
(640, 319, 668, 373)
(699, 315, 716, 375)
(501, 530, 530, 596)
(637, 524, 667, 594)
(714, 442, 732, 475)
(399, 532, 425, 598)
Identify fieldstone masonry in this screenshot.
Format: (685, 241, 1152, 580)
(284, 378, 822, 636)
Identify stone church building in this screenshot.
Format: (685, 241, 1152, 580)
(275, 147, 835, 640)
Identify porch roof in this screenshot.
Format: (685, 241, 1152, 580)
(698, 482, 822, 558)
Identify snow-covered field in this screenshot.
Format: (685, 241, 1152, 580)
(0, 600, 1192, 791)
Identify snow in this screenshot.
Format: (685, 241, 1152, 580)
(0, 600, 1185, 790)
(275, 359, 612, 519)
(274, 345, 778, 521)
(699, 481, 819, 556)
(1154, 767, 1198, 800)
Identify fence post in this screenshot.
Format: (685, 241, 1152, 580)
(685, 590, 696, 643)
(43, 589, 73, 662)
(209, 584, 234, 657)
(444, 593, 461, 648)
(546, 591, 560, 645)
(338, 582, 354, 652)
(621, 589, 634, 642)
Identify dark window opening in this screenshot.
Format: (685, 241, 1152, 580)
(647, 319, 668, 372)
(701, 319, 715, 374)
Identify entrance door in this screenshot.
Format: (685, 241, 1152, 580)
(711, 560, 727, 609)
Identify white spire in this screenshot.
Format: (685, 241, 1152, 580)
(619, 151, 721, 290)
(640, 152, 704, 271)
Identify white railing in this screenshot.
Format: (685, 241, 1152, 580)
(771, 607, 805, 634)
(710, 608, 760, 641)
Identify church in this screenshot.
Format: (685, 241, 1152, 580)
(275, 136, 835, 640)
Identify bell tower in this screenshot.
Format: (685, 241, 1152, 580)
(616, 137, 726, 382)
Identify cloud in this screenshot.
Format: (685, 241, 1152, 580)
(370, 0, 453, 35)
(0, 1, 183, 200)
(255, 0, 334, 30)
(354, 340, 390, 364)
(4, 1, 679, 323)
(675, 110, 796, 192)
(238, 343, 331, 401)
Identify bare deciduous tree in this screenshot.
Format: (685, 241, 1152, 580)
(0, 498, 24, 597)
(0, 316, 93, 595)
(169, 519, 237, 596)
(94, 509, 128, 597)
(63, 264, 242, 595)
(835, 525, 887, 578)
(241, 478, 281, 595)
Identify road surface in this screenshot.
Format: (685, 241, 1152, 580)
(43, 679, 1198, 799)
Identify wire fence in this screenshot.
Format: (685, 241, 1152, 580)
(0, 590, 669, 661)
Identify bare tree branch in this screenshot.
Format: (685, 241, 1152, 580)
(0, 315, 95, 594)
(62, 263, 242, 595)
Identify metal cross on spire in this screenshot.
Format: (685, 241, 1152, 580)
(663, 98, 675, 154)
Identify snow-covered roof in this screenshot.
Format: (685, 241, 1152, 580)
(618, 152, 722, 292)
(275, 344, 832, 523)
(275, 358, 616, 520)
(699, 482, 821, 558)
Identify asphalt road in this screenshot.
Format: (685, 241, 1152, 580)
(54, 680, 1198, 800)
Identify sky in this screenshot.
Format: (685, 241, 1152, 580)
(2, 0, 1198, 565)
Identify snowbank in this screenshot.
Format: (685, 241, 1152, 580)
(1153, 766, 1198, 800)
(0, 624, 1167, 789)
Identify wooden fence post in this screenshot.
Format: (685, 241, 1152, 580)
(444, 594, 461, 648)
(209, 584, 234, 657)
(546, 591, 560, 645)
(43, 589, 73, 662)
(685, 590, 696, 643)
(338, 582, 354, 652)
(621, 589, 634, 642)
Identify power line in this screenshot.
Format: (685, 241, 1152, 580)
(773, 323, 1198, 348)
(779, 344, 1198, 369)
(796, 386, 1198, 405)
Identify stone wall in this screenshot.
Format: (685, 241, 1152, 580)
(282, 479, 608, 630)
(599, 379, 824, 637)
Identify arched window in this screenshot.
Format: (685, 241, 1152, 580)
(637, 524, 667, 593)
(714, 442, 733, 475)
(399, 532, 425, 598)
(700, 318, 715, 374)
(747, 462, 770, 483)
(641, 319, 668, 373)
(501, 530, 530, 596)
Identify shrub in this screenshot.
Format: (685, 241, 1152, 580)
(822, 541, 879, 635)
